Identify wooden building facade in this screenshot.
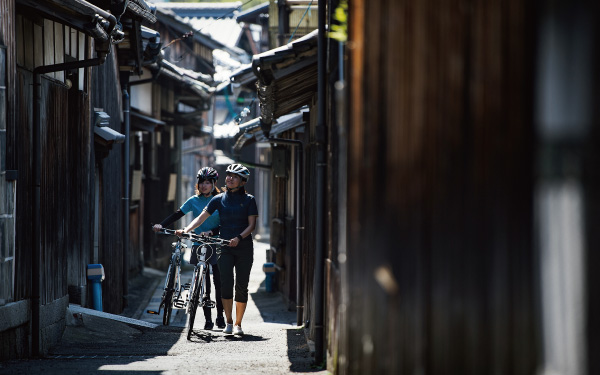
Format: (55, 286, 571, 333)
(342, 0, 600, 374)
(239, 0, 600, 374)
(0, 0, 220, 360)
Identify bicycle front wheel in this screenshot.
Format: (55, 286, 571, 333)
(187, 265, 205, 340)
(163, 264, 177, 326)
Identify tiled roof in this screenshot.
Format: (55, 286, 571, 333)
(127, 0, 157, 23)
(154, 2, 242, 18)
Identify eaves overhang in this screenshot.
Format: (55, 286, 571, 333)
(126, 0, 157, 23)
(229, 63, 256, 88)
(155, 2, 241, 19)
(17, 0, 122, 51)
(235, 2, 269, 25)
(233, 111, 306, 153)
(251, 29, 318, 137)
(131, 109, 166, 132)
(155, 8, 227, 52)
(92, 0, 157, 24)
(160, 109, 208, 139)
(145, 58, 214, 111)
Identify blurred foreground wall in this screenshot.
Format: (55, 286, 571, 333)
(341, 0, 600, 374)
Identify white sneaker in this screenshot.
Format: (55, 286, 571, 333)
(223, 323, 233, 334)
(233, 325, 244, 335)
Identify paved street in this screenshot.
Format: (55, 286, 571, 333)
(0, 240, 327, 375)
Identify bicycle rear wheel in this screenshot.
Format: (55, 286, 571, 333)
(163, 263, 177, 326)
(187, 265, 204, 340)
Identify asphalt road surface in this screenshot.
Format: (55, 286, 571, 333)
(1, 239, 328, 375)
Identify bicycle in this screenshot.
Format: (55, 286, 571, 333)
(148, 228, 193, 325)
(185, 233, 229, 340)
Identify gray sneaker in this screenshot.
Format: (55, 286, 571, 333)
(223, 323, 233, 334)
(233, 325, 244, 335)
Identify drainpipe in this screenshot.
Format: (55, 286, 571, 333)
(314, 0, 327, 364)
(269, 137, 304, 326)
(120, 71, 131, 307)
(32, 54, 108, 356)
(278, 0, 290, 46)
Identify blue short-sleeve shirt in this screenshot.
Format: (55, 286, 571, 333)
(180, 195, 220, 244)
(205, 189, 258, 241)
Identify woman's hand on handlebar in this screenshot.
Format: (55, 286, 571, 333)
(175, 229, 185, 237)
(229, 236, 240, 247)
(152, 224, 163, 232)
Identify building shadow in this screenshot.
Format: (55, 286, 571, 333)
(286, 327, 324, 373)
(250, 281, 296, 325)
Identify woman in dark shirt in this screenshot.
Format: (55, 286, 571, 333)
(153, 167, 224, 330)
(177, 164, 258, 336)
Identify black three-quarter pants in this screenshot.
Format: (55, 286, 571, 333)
(218, 239, 254, 303)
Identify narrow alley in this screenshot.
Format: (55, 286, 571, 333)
(0, 239, 326, 375)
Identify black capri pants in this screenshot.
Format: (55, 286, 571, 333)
(218, 239, 254, 303)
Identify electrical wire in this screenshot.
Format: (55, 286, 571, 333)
(288, 0, 314, 44)
(162, 0, 257, 55)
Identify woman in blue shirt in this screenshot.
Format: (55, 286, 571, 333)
(153, 167, 225, 330)
(177, 163, 258, 336)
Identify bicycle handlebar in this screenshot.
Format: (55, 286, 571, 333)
(155, 228, 230, 245)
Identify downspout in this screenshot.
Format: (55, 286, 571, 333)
(269, 137, 304, 326)
(32, 54, 108, 356)
(314, 0, 327, 365)
(277, 0, 289, 46)
(120, 71, 131, 306)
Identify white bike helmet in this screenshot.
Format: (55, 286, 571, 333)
(226, 163, 250, 181)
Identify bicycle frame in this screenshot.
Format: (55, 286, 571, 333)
(148, 229, 189, 325)
(185, 235, 229, 339)
(149, 229, 228, 329)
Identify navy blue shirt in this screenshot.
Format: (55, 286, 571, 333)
(204, 189, 258, 241)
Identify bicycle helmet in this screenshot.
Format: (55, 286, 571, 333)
(226, 163, 250, 181)
(197, 167, 218, 182)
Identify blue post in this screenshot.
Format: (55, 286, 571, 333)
(90, 281, 102, 311)
(87, 264, 105, 311)
(262, 262, 276, 292)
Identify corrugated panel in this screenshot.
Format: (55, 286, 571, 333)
(14, 69, 33, 301)
(40, 79, 70, 304)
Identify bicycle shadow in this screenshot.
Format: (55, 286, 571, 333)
(224, 333, 267, 342)
(187, 330, 216, 343)
(186, 331, 267, 343)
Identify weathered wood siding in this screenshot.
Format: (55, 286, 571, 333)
(342, 0, 536, 373)
(0, 0, 16, 306)
(13, 69, 32, 302)
(65, 88, 93, 296)
(13, 13, 97, 309)
(90, 52, 125, 314)
(14, 72, 93, 306)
